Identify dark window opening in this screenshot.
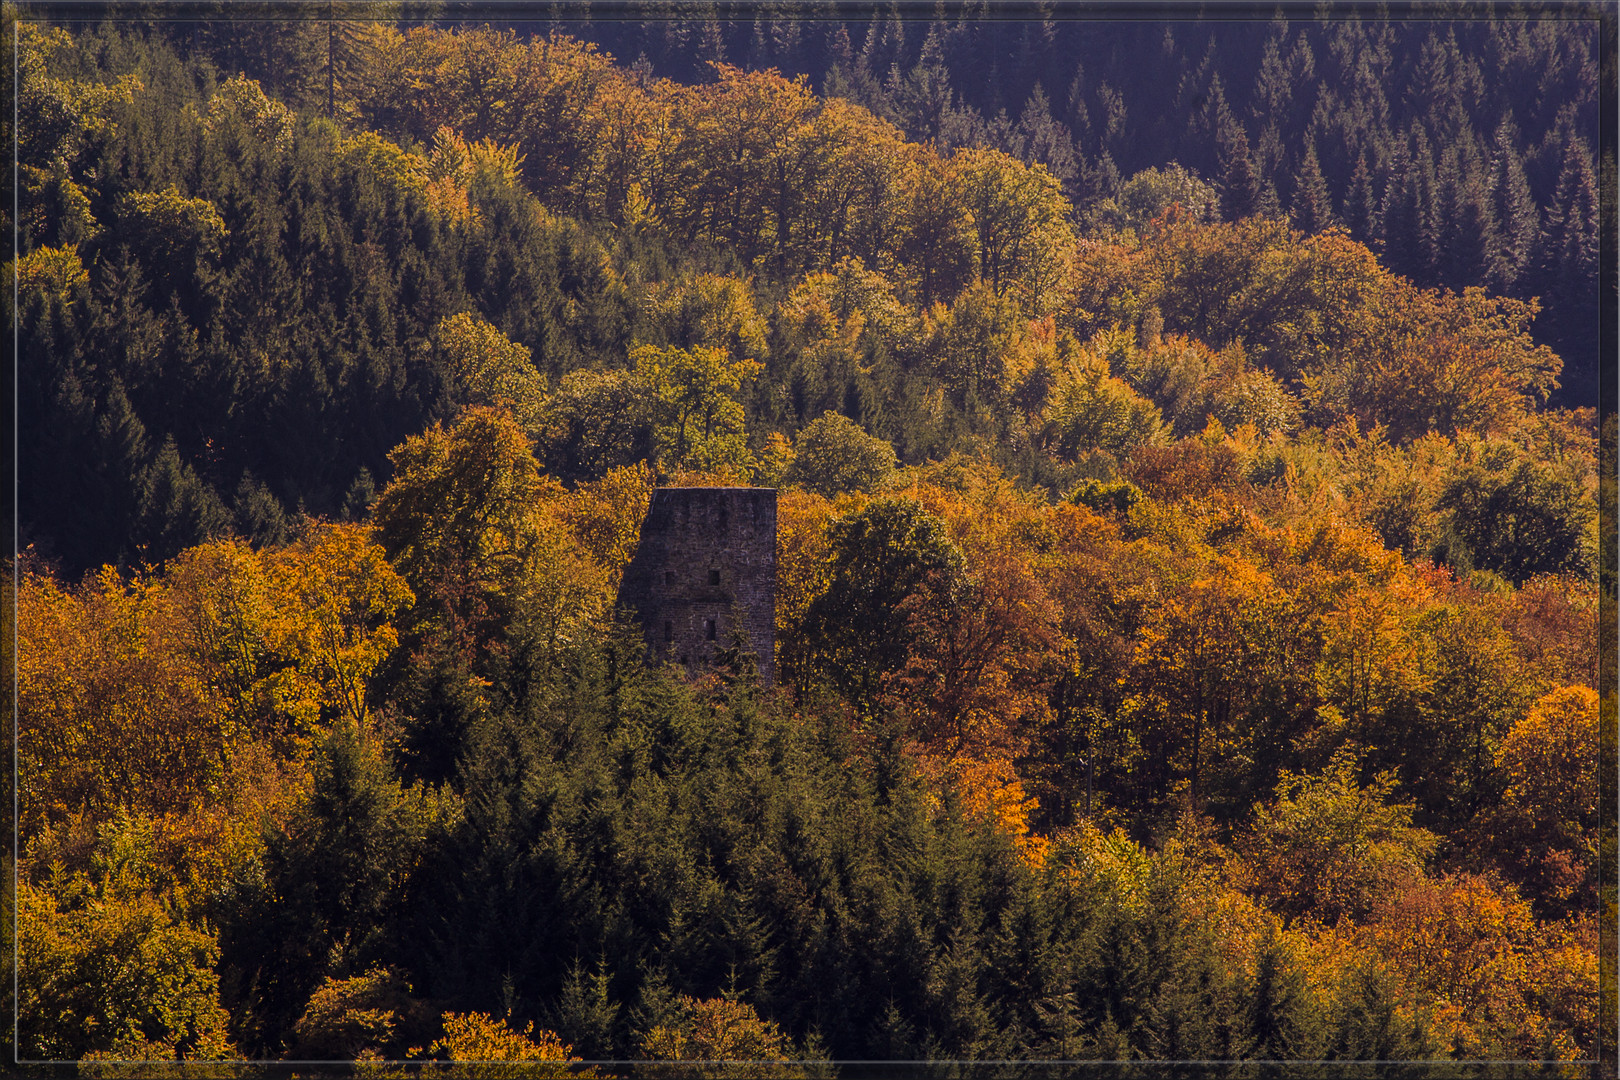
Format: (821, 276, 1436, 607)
(664, 570, 676, 586)
(705, 619, 717, 641)
(708, 569, 720, 586)
(663, 620, 674, 642)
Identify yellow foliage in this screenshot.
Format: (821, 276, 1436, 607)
(1047, 821, 1155, 915)
(1497, 684, 1599, 831)
(19, 567, 229, 836)
(436, 312, 547, 434)
(773, 489, 837, 635)
(167, 525, 413, 745)
(1365, 873, 1594, 1059)
(559, 462, 656, 586)
(206, 75, 296, 152)
(639, 995, 801, 1078)
(423, 1011, 582, 1078)
(423, 126, 527, 225)
(19, 873, 235, 1063)
(292, 968, 407, 1060)
(14, 244, 89, 297)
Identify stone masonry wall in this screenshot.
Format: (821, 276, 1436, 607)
(615, 487, 777, 686)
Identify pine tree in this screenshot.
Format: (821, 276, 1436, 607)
(1344, 151, 1378, 244)
(1289, 139, 1337, 234)
(232, 470, 290, 547)
(138, 435, 231, 565)
(552, 957, 623, 1059)
(1090, 151, 1122, 203)
(1438, 143, 1500, 292)
(892, 24, 955, 144)
(1534, 131, 1601, 395)
(1245, 930, 1322, 1059)
(1253, 34, 1292, 125)
(1382, 128, 1440, 281)
(1546, 133, 1600, 306)
(1411, 127, 1443, 282)
(1380, 142, 1419, 273)
(1491, 115, 1538, 293)
(89, 380, 151, 570)
(1218, 126, 1264, 222)
(1017, 83, 1080, 190)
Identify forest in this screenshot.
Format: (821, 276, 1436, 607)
(7, 4, 1615, 1074)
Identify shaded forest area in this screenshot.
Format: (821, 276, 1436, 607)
(8, 7, 1614, 1072)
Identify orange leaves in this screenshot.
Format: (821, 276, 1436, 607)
(1316, 584, 1421, 730)
(659, 65, 828, 268)
(1369, 873, 1534, 1025)
(883, 540, 1059, 758)
(870, 469, 1063, 756)
(20, 567, 228, 835)
(18, 524, 411, 849)
(942, 754, 1050, 868)
(1498, 685, 1600, 832)
(1364, 873, 1595, 1059)
(370, 25, 1077, 304)
(1063, 215, 1564, 452)
(1127, 553, 1301, 802)
(1343, 286, 1562, 443)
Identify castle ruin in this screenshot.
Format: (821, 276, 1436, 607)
(616, 487, 777, 686)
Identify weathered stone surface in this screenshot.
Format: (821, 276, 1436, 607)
(616, 487, 777, 686)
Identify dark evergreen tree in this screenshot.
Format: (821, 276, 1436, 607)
(216, 723, 444, 1055)
(1411, 126, 1445, 281)
(1343, 150, 1378, 244)
(1016, 84, 1080, 193)
(232, 471, 290, 548)
(1245, 929, 1322, 1059)
(1438, 143, 1501, 293)
(1490, 115, 1538, 293)
(137, 435, 232, 566)
(1218, 126, 1264, 223)
(1289, 138, 1337, 234)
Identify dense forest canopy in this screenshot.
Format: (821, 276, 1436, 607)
(115, 2, 1607, 398)
(7, 5, 1614, 1072)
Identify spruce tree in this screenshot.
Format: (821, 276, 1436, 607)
(1344, 150, 1378, 244)
(1017, 83, 1080, 191)
(1411, 126, 1443, 282)
(1218, 126, 1264, 223)
(1289, 139, 1337, 234)
(137, 435, 231, 565)
(1438, 143, 1501, 292)
(1491, 115, 1538, 293)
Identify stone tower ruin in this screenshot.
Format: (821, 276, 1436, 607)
(616, 487, 777, 686)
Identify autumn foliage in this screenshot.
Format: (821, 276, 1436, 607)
(12, 15, 1606, 1071)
